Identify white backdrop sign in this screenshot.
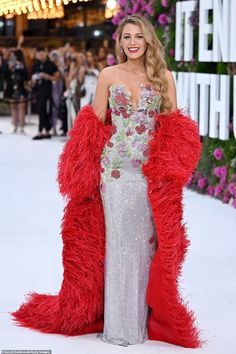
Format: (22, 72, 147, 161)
(175, 0, 235, 140)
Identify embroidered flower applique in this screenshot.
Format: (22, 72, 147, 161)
(99, 83, 162, 192)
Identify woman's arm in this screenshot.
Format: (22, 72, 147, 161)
(92, 67, 111, 124)
(165, 69, 177, 112)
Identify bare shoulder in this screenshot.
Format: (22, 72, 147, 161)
(165, 69, 177, 111)
(165, 68, 175, 82)
(98, 64, 123, 86)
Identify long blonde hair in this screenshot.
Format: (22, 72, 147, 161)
(115, 14, 172, 112)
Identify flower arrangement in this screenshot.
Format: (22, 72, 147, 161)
(112, 0, 155, 38)
(187, 138, 236, 208)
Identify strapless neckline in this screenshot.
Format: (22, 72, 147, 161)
(108, 83, 161, 112)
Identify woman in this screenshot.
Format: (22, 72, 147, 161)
(5, 49, 28, 134)
(64, 53, 81, 131)
(97, 46, 108, 71)
(49, 50, 64, 136)
(79, 49, 100, 108)
(10, 15, 204, 349)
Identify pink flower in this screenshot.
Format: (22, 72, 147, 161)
(223, 194, 230, 203)
(135, 124, 146, 134)
(230, 173, 236, 183)
(161, 0, 168, 7)
(100, 182, 106, 193)
(213, 147, 223, 160)
(213, 166, 228, 178)
(214, 183, 223, 196)
(111, 169, 120, 179)
(186, 175, 194, 186)
(207, 185, 215, 196)
(232, 198, 236, 208)
(158, 14, 168, 26)
(149, 234, 155, 244)
(101, 156, 110, 166)
(228, 183, 236, 196)
(198, 177, 207, 189)
(115, 92, 128, 106)
(220, 166, 228, 177)
(169, 48, 175, 57)
(137, 143, 146, 152)
(131, 159, 142, 168)
(220, 175, 227, 184)
(107, 141, 114, 148)
(117, 142, 128, 157)
(126, 127, 133, 136)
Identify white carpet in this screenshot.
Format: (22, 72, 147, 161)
(0, 116, 235, 354)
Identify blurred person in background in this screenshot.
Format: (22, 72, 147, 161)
(4, 49, 29, 134)
(31, 46, 59, 140)
(79, 49, 99, 108)
(64, 52, 79, 131)
(0, 49, 7, 100)
(106, 51, 117, 66)
(97, 46, 107, 71)
(49, 50, 64, 136)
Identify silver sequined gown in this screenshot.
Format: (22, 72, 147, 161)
(97, 83, 162, 346)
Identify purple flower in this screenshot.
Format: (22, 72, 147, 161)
(223, 194, 230, 203)
(220, 166, 228, 177)
(207, 185, 215, 196)
(187, 175, 194, 186)
(158, 14, 168, 26)
(220, 175, 227, 184)
(228, 183, 236, 197)
(117, 142, 128, 157)
(100, 182, 106, 193)
(214, 183, 223, 196)
(213, 166, 221, 178)
(198, 177, 207, 189)
(213, 147, 223, 160)
(161, 0, 168, 7)
(213, 166, 228, 178)
(169, 48, 175, 57)
(101, 156, 110, 166)
(131, 159, 142, 168)
(232, 198, 236, 208)
(134, 112, 145, 123)
(230, 173, 236, 183)
(137, 143, 146, 152)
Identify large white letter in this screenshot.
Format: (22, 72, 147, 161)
(199, 0, 213, 62)
(196, 73, 211, 135)
(176, 72, 190, 109)
(175, 1, 183, 61)
(175, 1, 196, 61)
(230, 0, 236, 62)
(213, 0, 230, 62)
(189, 72, 199, 122)
(209, 74, 230, 140)
(234, 76, 236, 139)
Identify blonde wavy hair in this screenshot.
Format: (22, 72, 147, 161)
(115, 14, 172, 112)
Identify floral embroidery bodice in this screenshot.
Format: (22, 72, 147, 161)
(100, 83, 162, 192)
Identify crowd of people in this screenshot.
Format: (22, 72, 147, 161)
(0, 39, 117, 139)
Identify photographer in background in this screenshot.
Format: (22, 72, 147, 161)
(31, 46, 60, 140)
(4, 49, 29, 134)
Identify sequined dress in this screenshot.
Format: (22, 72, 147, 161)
(96, 83, 162, 346)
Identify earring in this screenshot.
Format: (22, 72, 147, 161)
(120, 46, 124, 54)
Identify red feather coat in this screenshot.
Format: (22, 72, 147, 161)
(10, 104, 205, 348)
